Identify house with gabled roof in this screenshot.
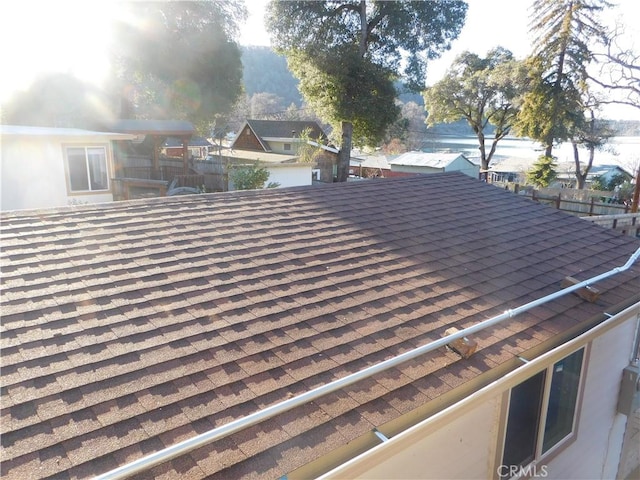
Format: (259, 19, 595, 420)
(230, 119, 329, 154)
(1, 173, 639, 480)
(226, 119, 338, 184)
(389, 151, 480, 178)
(555, 163, 634, 189)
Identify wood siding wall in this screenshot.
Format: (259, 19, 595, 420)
(232, 127, 265, 151)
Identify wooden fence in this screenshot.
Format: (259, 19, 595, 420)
(582, 213, 640, 237)
(525, 190, 631, 216)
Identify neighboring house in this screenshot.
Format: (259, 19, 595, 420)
(1, 173, 639, 480)
(193, 150, 313, 191)
(555, 163, 634, 188)
(487, 156, 533, 184)
(389, 151, 480, 178)
(223, 149, 313, 189)
(230, 119, 329, 155)
(488, 159, 633, 189)
(228, 119, 337, 184)
(0, 125, 135, 211)
(350, 152, 393, 178)
(162, 136, 212, 159)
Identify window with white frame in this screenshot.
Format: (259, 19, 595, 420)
(65, 146, 109, 192)
(500, 348, 585, 477)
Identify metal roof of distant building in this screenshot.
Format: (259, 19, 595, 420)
(389, 151, 468, 168)
(1, 173, 639, 480)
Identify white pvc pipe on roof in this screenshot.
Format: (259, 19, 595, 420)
(94, 246, 640, 480)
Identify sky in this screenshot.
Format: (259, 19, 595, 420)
(1, 0, 638, 120)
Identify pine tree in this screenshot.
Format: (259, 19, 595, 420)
(516, 0, 611, 158)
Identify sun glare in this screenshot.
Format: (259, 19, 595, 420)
(0, 2, 116, 102)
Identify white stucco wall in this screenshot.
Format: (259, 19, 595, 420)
(319, 307, 639, 480)
(1, 131, 118, 211)
(544, 315, 637, 479)
(266, 164, 312, 188)
(340, 398, 501, 479)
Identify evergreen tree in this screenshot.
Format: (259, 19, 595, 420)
(516, 0, 611, 158)
(527, 155, 558, 188)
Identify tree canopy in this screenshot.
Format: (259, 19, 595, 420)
(110, 1, 246, 132)
(1, 73, 115, 128)
(515, 0, 611, 157)
(265, 0, 467, 181)
(423, 47, 526, 175)
(591, 22, 640, 111)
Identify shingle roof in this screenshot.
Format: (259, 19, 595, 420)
(2, 173, 639, 480)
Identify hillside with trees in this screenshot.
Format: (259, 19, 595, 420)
(241, 46, 302, 108)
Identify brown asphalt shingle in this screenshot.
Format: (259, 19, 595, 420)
(1, 173, 639, 479)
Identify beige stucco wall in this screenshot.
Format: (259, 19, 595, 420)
(1, 135, 115, 211)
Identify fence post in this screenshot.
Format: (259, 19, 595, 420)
(556, 193, 561, 209)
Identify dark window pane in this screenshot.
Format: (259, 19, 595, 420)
(503, 371, 545, 471)
(67, 148, 89, 191)
(543, 349, 584, 453)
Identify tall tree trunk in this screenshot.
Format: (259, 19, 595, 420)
(476, 131, 488, 181)
(337, 121, 353, 182)
(358, 0, 367, 56)
(546, 3, 574, 158)
(572, 142, 586, 189)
